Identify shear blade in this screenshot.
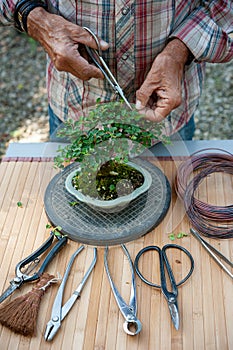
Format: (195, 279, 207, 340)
(0, 282, 19, 303)
(168, 303, 179, 330)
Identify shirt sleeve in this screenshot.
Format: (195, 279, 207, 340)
(170, 1, 233, 63)
(0, 0, 17, 25)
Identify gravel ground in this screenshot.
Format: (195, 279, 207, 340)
(0, 26, 233, 159)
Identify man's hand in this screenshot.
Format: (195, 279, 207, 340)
(136, 39, 190, 122)
(27, 8, 109, 80)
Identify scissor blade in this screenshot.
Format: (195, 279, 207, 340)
(168, 301, 179, 330)
(98, 56, 132, 110)
(0, 282, 20, 303)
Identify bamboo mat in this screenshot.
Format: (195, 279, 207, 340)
(0, 158, 232, 350)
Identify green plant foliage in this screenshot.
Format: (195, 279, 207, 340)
(54, 100, 170, 169)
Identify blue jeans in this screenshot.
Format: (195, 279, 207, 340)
(48, 105, 63, 140)
(171, 115, 195, 141)
(48, 105, 195, 141)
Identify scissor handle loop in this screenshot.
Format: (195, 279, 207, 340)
(134, 244, 194, 288)
(83, 26, 101, 54)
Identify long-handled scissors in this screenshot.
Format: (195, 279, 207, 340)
(104, 244, 142, 335)
(134, 244, 194, 330)
(83, 26, 132, 110)
(45, 245, 97, 341)
(0, 232, 68, 303)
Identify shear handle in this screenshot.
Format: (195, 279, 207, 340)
(160, 247, 178, 302)
(15, 233, 68, 282)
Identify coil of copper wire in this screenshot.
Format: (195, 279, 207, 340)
(175, 149, 233, 239)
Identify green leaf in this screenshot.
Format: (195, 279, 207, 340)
(177, 231, 188, 239)
(17, 201, 23, 208)
(69, 201, 79, 207)
(168, 233, 175, 241)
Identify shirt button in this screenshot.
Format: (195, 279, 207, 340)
(122, 7, 129, 15)
(122, 53, 129, 60)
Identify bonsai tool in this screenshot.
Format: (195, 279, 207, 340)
(104, 244, 142, 335)
(0, 273, 58, 337)
(44, 245, 97, 341)
(0, 232, 68, 304)
(134, 244, 194, 330)
(190, 228, 233, 279)
(83, 26, 133, 110)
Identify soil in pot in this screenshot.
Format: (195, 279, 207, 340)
(71, 160, 144, 200)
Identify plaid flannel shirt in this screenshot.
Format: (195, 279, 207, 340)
(1, 0, 233, 134)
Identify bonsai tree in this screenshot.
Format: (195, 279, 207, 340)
(54, 100, 169, 200)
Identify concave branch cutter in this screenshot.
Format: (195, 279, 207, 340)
(83, 26, 132, 110)
(104, 244, 142, 335)
(0, 231, 68, 304)
(44, 245, 97, 341)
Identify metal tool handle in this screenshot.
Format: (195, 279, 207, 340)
(15, 232, 55, 281)
(38, 235, 68, 278)
(51, 245, 85, 317)
(160, 247, 178, 301)
(104, 245, 142, 335)
(134, 244, 194, 288)
(190, 228, 233, 279)
(15, 234, 68, 282)
(44, 245, 85, 341)
(162, 244, 194, 287)
(61, 247, 97, 320)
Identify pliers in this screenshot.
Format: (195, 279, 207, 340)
(44, 245, 97, 341)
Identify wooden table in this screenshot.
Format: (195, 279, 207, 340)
(0, 148, 232, 350)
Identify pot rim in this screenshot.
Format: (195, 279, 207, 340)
(65, 161, 152, 210)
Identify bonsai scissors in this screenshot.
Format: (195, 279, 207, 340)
(134, 244, 194, 330)
(0, 232, 68, 304)
(104, 244, 142, 335)
(83, 26, 132, 110)
(45, 245, 97, 341)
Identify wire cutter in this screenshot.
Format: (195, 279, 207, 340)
(0, 232, 68, 304)
(44, 245, 97, 341)
(104, 244, 142, 335)
(83, 26, 132, 110)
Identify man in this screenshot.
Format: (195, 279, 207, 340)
(1, 1, 233, 139)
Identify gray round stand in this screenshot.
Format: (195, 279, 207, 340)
(44, 158, 171, 246)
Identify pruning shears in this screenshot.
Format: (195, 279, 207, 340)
(83, 26, 132, 110)
(0, 231, 68, 303)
